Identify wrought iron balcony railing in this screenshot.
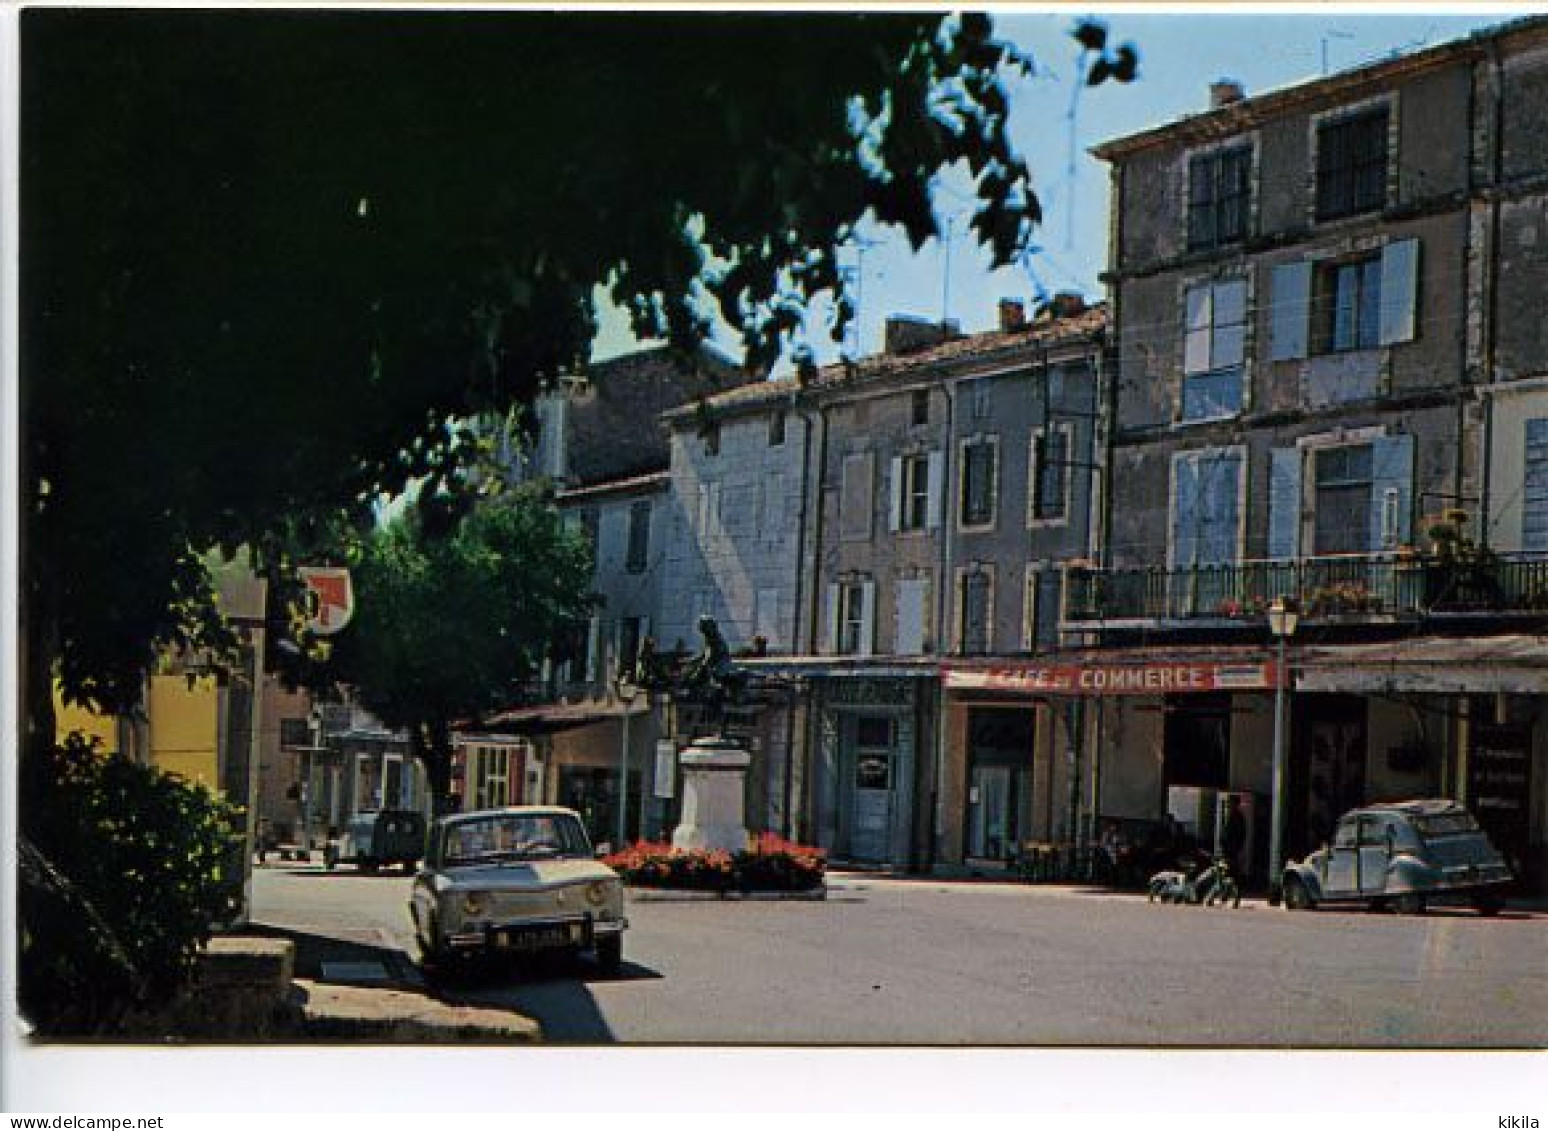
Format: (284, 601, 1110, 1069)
(1062, 551, 1548, 626)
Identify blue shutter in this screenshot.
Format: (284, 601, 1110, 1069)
(1268, 447, 1303, 560)
(1378, 238, 1420, 347)
(1269, 262, 1312, 361)
(1368, 433, 1414, 551)
(1522, 420, 1548, 552)
(1171, 456, 1201, 568)
(1199, 451, 1243, 565)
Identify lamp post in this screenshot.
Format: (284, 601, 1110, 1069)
(1267, 597, 1299, 904)
(615, 675, 639, 850)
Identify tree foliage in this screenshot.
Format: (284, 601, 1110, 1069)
(325, 487, 595, 806)
(18, 735, 244, 1035)
(20, 10, 1112, 740)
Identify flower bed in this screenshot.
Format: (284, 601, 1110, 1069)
(604, 833, 825, 893)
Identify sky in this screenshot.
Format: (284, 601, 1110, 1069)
(593, 8, 1512, 368)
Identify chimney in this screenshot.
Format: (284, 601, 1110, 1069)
(884, 315, 962, 356)
(1050, 291, 1087, 320)
(1210, 78, 1245, 109)
(998, 298, 1027, 333)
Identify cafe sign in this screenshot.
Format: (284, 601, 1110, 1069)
(942, 660, 1278, 696)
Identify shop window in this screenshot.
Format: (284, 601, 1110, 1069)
(1188, 145, 1252, 250)
(1316, 107, 1389, 222)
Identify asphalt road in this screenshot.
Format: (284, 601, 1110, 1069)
(250, 863, 1547, 1047)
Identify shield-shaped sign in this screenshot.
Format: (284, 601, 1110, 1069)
(297, 566, 355, 636)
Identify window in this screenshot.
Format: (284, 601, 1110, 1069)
(1030, 426, 1070, 523)
(1524, 419, 1548, 552)
(472, 747, 511, 810)
(625, 500, 650, 572)
(911, 388, 931, 426)
(279, 718, 311, 748)
(959, 568, 993, 655)
(1270, 239, 1419, 362)
(1316, 107, 1389, 221)
(1313, 443, 1373, 555)
(1314, 254, 1382, 354)
(964, 379, 992, 420)
(617, 616, 644, 679)
(768, 410, 786, 446)
(900, 453, 930, 531)
(838, 581, 869, 655)
(703, 422, 721, 457)
(959, 438, 998, 528)
(1188, 145, 1252, 250)
(1181, 279, 1247, 421)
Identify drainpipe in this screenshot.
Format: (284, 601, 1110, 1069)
(800, 400, 832, 845)
(1478, 40, 1506, 548)
(931, 381, 958, 868)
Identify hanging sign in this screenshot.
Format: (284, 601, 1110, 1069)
(298, 566, 355, 636)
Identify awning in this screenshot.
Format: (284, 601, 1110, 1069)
(738, 655, 941, 680)
(1295, 634, 1548, 694)
(469, 699, 647, 737)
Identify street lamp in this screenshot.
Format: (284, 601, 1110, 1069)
(1267, 597, 1299, 904)
(614, 674, 640, 850)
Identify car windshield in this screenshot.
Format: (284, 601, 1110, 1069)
(1413, 812, 1481, 839)
(441, 813, 592, 865)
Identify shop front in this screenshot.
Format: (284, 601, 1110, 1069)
(943, 652, 1280, 881)
(804, 669, 937, 872)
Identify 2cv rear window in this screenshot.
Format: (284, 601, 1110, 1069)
(1413, 812, 1481, 839)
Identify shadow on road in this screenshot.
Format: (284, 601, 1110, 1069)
(434, 955, 662, 1044)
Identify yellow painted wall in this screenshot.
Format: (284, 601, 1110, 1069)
(54, 689, 118, 753)
(148, 674, 219, 789)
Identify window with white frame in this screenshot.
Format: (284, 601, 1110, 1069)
(1181, 279, 1247, 422)
(959, 437, 998, 529)
(1312, 443, 1374, 555)
(837, 581, 871, 655)
(1029, 425, 1071, 524)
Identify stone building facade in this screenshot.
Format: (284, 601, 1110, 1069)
(1082, 18, 1548, 892)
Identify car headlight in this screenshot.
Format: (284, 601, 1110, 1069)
(585, 880, 614, 907)
(462, 891, 489, 916)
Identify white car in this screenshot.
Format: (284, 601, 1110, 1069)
(409, 806, 627, 974)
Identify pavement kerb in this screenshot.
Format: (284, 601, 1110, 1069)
(291, 978, 542, 1042)
(626, 885, 828, 903)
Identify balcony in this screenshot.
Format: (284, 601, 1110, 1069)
(1063, 552, 1548, 627)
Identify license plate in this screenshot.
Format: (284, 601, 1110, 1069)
(494, 923, 584, 951)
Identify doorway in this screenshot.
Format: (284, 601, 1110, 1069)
(1291, 695, 1367, 859)
(964, 708, 1035, 863)
(846, 715, 896, 864)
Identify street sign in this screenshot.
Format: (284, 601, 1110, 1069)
(298, 566, 355, 635)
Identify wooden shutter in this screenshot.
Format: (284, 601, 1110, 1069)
(859, 580, 877, 658)
(888, 456, 904, 533)
(1199, 451, 1243, 565)
(1524, 420, 1548, 552)
(895, 578, 927, 656)
(823, 584, 840, 654)
(926, 450, 945, 529)
(1368, 433, 1414, 551)
(1170, 455, 1201, 569)
(1269, 261, 1312, 361)
(1184, 285, 1212, 374)
(1378, 238, 1420, 346)
(1268, 447, 1303, 560)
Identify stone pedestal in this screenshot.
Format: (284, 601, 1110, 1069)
(671, 735, 752, 854)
